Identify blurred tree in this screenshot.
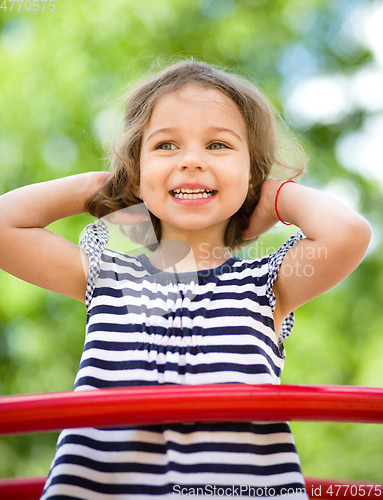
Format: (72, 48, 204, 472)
(0, 0, 381, 483)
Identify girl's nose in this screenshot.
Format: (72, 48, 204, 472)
(177, 149, 208, 171)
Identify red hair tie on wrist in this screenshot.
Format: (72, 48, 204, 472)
(274, 180, 297, 226)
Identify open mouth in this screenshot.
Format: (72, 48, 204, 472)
(170, 188, 217, 199)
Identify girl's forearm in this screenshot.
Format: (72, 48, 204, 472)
(0, 172, 108, 229)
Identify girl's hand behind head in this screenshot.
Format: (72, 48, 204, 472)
(242, 179, 282, 240)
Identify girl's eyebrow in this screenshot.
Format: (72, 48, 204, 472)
(145, 128, 176, 142)
(208, 126, 243, 143)
(145, 126, 243, 143)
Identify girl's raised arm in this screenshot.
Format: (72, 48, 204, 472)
(0, 172, 109, 302)
(243, 179, 371, 336)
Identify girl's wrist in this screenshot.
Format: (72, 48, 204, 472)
(274, 180, 297, 225)
(88, 171, 111, 194)
(262, 179, 296, 224)
(271, 179, 300, 227)
(79, 171, 111, 213)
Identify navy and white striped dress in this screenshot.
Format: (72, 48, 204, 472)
(41, 219, 308, 499)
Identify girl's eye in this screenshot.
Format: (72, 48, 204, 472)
(156, 142, 176, 150)
(208, 142, 228, 150)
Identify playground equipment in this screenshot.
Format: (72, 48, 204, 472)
(0, 384, 382, 499)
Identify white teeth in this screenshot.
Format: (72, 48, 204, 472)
(172, 188, 216, 199)
(173, 188, 214, 194)
(172, 190, 215, 199)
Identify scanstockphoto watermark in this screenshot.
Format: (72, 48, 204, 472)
(1, 0, 56, 12)
(277, 244, 328, 278)
(199, 241, 328, 279)
(172, 484, 307, 497)
(94, 206, 327, 280)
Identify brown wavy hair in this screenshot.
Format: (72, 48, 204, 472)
(85, 58, 306, 250)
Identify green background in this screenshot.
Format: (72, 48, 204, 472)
(1, 0, 382, 484)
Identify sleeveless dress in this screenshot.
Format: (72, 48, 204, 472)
(41, 219, 308, 499)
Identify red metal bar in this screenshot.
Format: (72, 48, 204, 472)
(0, 477, 45, 500)
(0, 384, 383, 436)
(0, 476, 382, 500)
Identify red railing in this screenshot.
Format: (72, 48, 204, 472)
(0, 384, 382, 499)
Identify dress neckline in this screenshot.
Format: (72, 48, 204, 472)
(137, 253, 238, 279)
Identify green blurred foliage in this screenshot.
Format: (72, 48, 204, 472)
(1, 0, 382, 484)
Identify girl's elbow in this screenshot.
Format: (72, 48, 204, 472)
(341, 214, 371, 260)
(361, 216, 372, 246)
(352, 214, 371, 245)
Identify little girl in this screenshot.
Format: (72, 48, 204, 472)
(0, 60, 371, 499)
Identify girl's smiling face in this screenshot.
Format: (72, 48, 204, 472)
(140, 84, 251, 244)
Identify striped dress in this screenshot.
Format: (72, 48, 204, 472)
(41, 219, 308, 499)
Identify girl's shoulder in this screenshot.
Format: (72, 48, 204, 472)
(233, 231, 304, 272)
(79, 219, 109, 257)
